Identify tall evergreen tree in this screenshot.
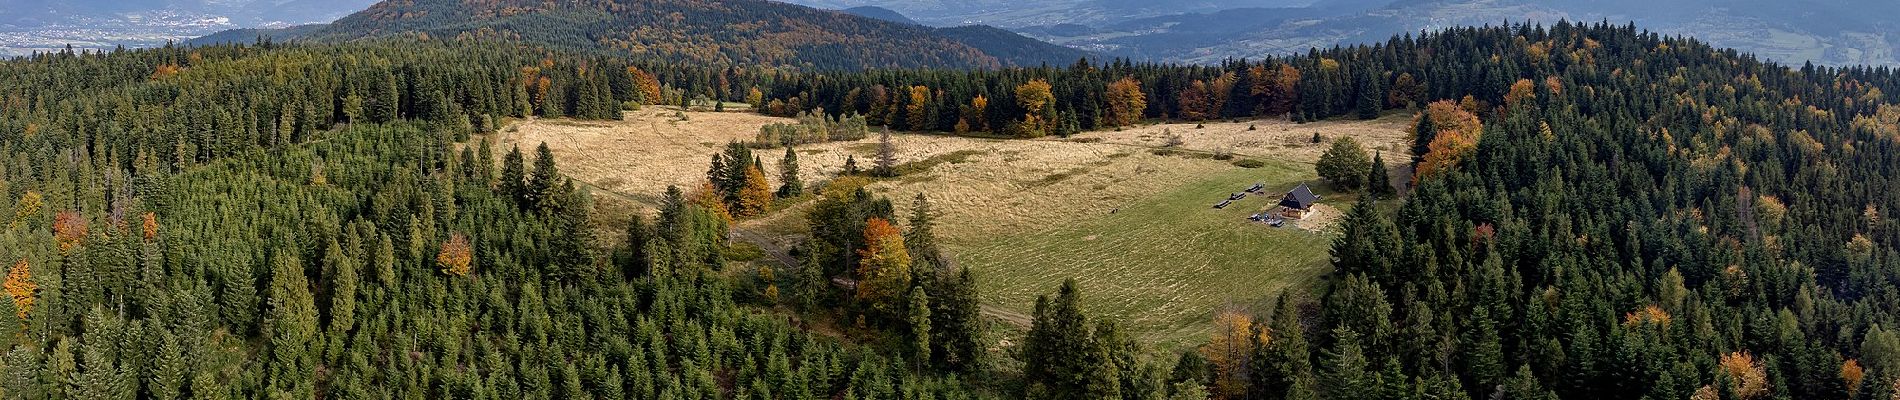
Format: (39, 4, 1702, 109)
(777, 147, 803, 198)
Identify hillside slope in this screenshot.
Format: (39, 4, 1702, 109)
(193, 0, 1090, 70)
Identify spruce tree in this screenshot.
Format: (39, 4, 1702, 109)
(527, 142, 562, 212)
(906, 287, 932, 370)
(1410, 111, 1435, 165)
(932, 266, 983, 372)
(1366, 151, 1394, 198)
(500, 145, 528, 208)
(1318, 328, 1368, 399)
(265, 249, 319, 398)
(777, 147, 803, 198)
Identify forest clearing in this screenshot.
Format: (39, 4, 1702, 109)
(501, 107, 1407, 352)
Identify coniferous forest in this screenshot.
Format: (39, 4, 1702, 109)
(2, 17, 1900, 400)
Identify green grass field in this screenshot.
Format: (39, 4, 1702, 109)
(953, 160, 1338, 352)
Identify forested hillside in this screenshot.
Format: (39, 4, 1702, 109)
(193, 0, 1091, 71)
(745, 22, 1900, 399)
(6, 17, 1900, 400)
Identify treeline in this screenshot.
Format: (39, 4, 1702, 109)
(0, 41, 665, 184)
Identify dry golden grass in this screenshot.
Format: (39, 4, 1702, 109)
(488, 107, 798, 207)
(1081, 114, 1415, 164)
(795, 135, 1242, 244)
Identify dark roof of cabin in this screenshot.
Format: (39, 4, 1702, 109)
(1280, 184, 1319, 209)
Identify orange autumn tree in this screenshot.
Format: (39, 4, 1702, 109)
(628, 66, 663, 104)
(691, 181, 735, 225)
(855, 217, 912, 315)
(141, 212, 159, 242)
(735, 164, 774, 218)
(437, 233, 473, 277)
(4, 259, 33, 323)
(1842, 359, 1865, 398)
(1413, 100, 1484, 181)
(1105, 76, 1147, 128)
(1178, 80, 1214, 121)
(53, 210, 87, 253)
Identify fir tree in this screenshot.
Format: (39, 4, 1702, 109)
(777, 147, 803, 198)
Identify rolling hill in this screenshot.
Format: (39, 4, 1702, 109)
(191, 0, 1091, 70)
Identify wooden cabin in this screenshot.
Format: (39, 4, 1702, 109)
(1279, 183, 1319, 218)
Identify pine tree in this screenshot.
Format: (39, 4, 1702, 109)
(501, 145, 528, 208)
(932, 266, 983, 373)
(1023, 279, 1117, 399)
(265, 249, 319, 398)
(906, 287, 932, 370)
(1318, 328, 1368, 399)
(1366, 151, 1394, 198)
(777, 147, 803, 198)
(905, 193, 946, 271)
(624, 214, 654, 278)
(527, 142, 562, 212)
(1410, 111, 1435, 165)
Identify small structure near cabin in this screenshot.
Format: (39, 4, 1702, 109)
(1229, 192, 1247, 201)
(1278, 183, 1320, 219)
(1214, 200, 1233, 209)
(1246, 183, 1265, 193)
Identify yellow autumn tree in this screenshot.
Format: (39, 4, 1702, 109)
(907, 85, 931, 130)
(856, 217, 912, 315)
(11, 190, 40, 229)
(1622, 305, 1673, 327)
(437, 233, 473, 277)
(1105, 76, 1147, 127)
(1201, 309, 1263, 399)
(4, 259, 34, 324)
(1014, 79, 1055, 137)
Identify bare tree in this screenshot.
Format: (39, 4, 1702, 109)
(874, 127, 898, 177)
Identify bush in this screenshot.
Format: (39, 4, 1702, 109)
(1233, 159, 1266, 168)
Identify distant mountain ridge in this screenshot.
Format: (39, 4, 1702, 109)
(192, 0, 1091, 70)
(842, 6, 921, 26)
(794, 0, 1900, 67)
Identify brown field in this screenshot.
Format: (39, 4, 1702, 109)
(489, 107, 798, 207)
(1080, 113, 1415, 164)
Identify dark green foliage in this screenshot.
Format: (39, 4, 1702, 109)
(1022, 280, 1122, 399)
(1315, 137, 1370, 191)
(1365, 152, 1394, 199)
(777, 147, 804, 198)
